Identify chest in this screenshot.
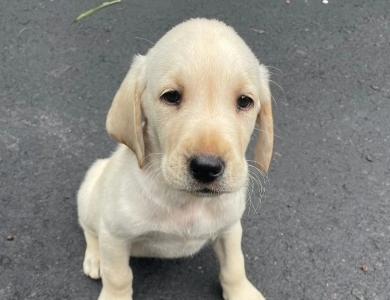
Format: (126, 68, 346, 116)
(154, 202, 230, 238)
(132, 213, 224, 258)
(130, 200, 242, 258)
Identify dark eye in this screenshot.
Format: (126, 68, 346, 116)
(161, 91, 181, 105)
(237, 95, 253, 110)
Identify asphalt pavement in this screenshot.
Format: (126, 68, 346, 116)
(1, 1, 389, 299)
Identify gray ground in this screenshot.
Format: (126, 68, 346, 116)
(1, 1, 389, 299)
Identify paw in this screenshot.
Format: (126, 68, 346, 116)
(98, 288, 132, 300)
(83, 250, 100, 279)
(222, 279, 265, 300)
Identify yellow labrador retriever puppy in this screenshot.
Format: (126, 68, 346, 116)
(77, 18, 273, 300)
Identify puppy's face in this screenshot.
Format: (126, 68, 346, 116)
(142, 21, 269, 195)
(107, 19, 273, 196)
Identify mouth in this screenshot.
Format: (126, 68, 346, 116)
(189, 187, 221, 196)
(199, 188, 218, 193)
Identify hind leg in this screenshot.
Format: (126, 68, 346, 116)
(83, 229, 101, 279)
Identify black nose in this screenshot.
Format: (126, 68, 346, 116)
(189, 155, 224, 183)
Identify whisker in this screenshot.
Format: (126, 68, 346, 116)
(246, 175, 255, 211)
(267, 71, 284, 77)
(141, 152, 163, 164)
(248, 166, 264, 186)
(246, 160, 268, 178)
(271, 94, 278, 107)
(135, 36, 155, 45)
(143, 155, 162, 170)
(269, 79, 286, 102)
(247, 162, 269, 183)
(253, 127, 285, 141)
(249, 170, 264, 200)
(251, 176, 265, 205)
(265, 65, 285, 77)
(247, 164, 269, 199)
(144, 164, 162, 182)
(247, 173, 260, 215)
(246, 160, 268, 216)
(144, 160, 160, 173)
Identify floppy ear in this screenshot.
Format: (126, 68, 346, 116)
(254, 65, 274, 173)
(106, 55, 146, 168)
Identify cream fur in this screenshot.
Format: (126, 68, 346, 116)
(77, 18, 273, 300)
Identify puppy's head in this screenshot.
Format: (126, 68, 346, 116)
(107, 19, 273, 196)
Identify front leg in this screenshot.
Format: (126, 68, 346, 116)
(98, 227, 133, 300)
(213, 222, 266, 300)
